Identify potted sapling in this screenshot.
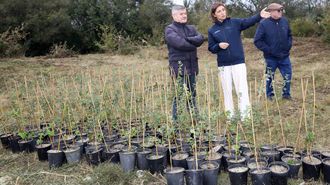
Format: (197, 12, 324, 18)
(146, 112, 166, 174)
(163, 75, 185, 185)
(228, 124, 248, 185)
(17, 129, 34, 153)
(119, 73, 136, 172)
(35, 131, 51, 161)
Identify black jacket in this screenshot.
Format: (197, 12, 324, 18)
(254, 17, 292, 60)
(165, 21, 204, 76)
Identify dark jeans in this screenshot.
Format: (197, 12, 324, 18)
(265, 57, 292, 98)
(172, 74, 197, 122)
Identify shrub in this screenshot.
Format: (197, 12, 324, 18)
(291, 18, 319, 37)
(320, 11, 330, 44)
(0, 25, 27, 57)
(96, 25, 139, 55)
(48, 42, 76, 58)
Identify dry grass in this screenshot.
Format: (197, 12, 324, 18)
(0, 37, 329, 184)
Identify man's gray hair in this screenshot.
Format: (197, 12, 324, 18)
(172, 5, 186, 14)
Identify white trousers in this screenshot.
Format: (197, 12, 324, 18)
(218, 63, 250, 120)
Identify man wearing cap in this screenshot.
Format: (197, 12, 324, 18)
(254, 3, 293, 100)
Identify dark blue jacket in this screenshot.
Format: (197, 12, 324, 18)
(208, 14, 261, 67)
(165, 21, 204, 76)
(254, 17, 292, 60)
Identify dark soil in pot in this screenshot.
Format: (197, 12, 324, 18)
(281, 155, 301, 179)
(164, 167, 185, 185)
(146, 154, 165, 174)
(119, 150, 136, 173)
(35, 143, 51, 161)
(18, 139, 34, 153)
(322, 158, 330, 184)
(0, 133, 12, 149)
(302, 155, 322, 181)
(269, 161, 289, 185)
(47, 149, 65, 168)
(185, 169, 204, 185)
(136, 149, 152, 170)
(200, 161, 219, 185)
(228, 164, 248, 185)
(172, 152, 189, 169)
(250, 167, 272, 185)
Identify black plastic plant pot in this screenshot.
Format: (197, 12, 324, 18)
(35, 143, 51, 161)
(242, 150, 254, 161)
(18, 139, 34, 153)
(9, 135, 21, 153)
(205, 152, 222, 173)
(240, 143, 254, 153)
(260, 144, 278, 152)
(277, 146, 293, 158)
(269, 161, 289, 185)
(64, 146, 81, 163)
(228, 164, 249, 185)
(186, 156, 202, 170)
(185, 169, 204, 185)
(321, 150, 330, 159)
(261, 150, 281, 163)
(227, 156, 246, 167)
(47, 149, 65, 168)
(164, 167, 185, 185)
(76, 138, 89, 154)
(136, 149, 152, 170)
(146, 154, 165, 174)
(250, 167, 272, 185)
(200, 161, 220, 185)
(301, 150, 321, 159)
(172, 152, 189, 169)
(302, 156, 322, 181)
(222, 151, 234, 171)
(86, 147, 103, 166)
(247, 157, 268, 171)
(103, 148, 120, 163)
(119, 150, 136, 173)
(0, 133, 12, 149)
(322, 158, 330, 184)
(281, 155, 301, 179)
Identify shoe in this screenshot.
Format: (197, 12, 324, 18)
(282, 95, 292, 100)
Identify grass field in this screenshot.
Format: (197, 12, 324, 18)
(0, 37, 329, 185)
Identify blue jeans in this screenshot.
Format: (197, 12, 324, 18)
(172, 74, 197, 122)
(265, 57, 292, 98)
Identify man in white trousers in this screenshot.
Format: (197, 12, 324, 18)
(208, 2, 270, 120)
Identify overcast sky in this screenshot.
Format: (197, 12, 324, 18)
(172, 0, 184, 5)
